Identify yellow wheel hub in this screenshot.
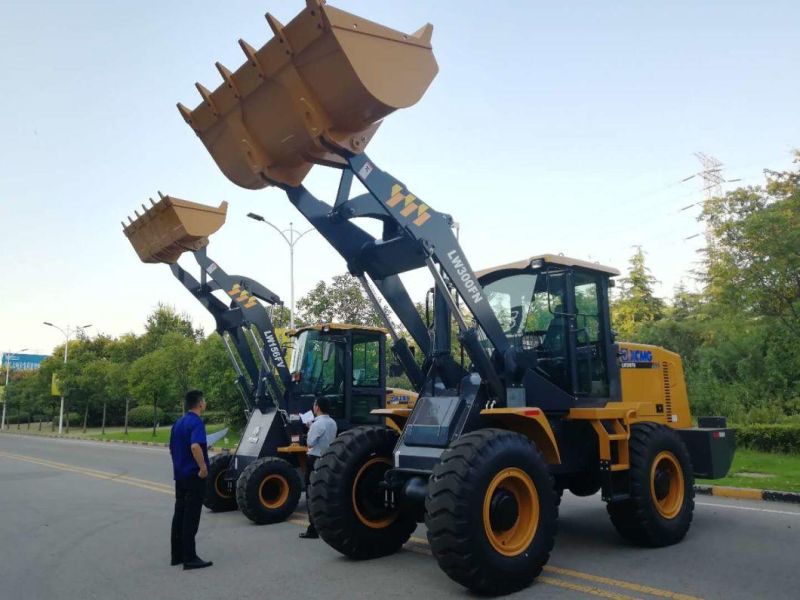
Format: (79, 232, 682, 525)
(258, 474, 290, 510)
(214, 470, 233, 499)
(482, 467, 539, 557)
(650, 451, 685, 519)
(352, 457, 397, 529)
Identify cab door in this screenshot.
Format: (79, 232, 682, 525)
(347, 332, 385, 425)
(569, 270, 611, 399)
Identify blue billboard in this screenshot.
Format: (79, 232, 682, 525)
(2, 353, 48, 371)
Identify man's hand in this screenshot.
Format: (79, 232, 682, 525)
(191, 442, 207, 479)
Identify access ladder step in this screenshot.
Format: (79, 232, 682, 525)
(610, 463, 630, 472)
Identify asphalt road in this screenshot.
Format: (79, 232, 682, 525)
(1, 433, 798, 600)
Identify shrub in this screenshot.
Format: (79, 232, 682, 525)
(162, 411, 226, 425)
(50, 412, 82, 428)
(202, 410, 227, 424)
(735, 423, 800, 454)
(5, 412, 31, 425)
(126, 405, 167, 427)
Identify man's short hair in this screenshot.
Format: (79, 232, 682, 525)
(314, 396, 331, 415)
(185, 389, 204, 411)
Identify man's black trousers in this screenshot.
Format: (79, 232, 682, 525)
(171, 475, 205, 562)
(306, 455, 317, 533)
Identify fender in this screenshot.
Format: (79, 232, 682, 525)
(480, 407, 561, 464)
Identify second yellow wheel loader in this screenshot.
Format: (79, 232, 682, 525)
(172, 1, 736, 594)
(122, 193, 415, 524)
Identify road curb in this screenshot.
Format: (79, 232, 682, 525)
(694, 484, 800, 504)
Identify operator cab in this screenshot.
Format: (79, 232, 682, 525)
(289, 324, 388, 429)
(476, 254, 621, 405)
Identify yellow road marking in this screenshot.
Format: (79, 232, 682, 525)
(407, 536, 700, 600)
(0, 451, 173, 495)
(0, 451, 174, 489)
(544, 566, 701, 600)
(0, 451, 703, 600)
(538, 576, 642, 600)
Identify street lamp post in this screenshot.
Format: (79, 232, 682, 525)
(43, 322, 92, 434)
(247, 213, 314, 330)
(2, 348, 29, 431)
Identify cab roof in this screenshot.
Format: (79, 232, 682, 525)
(289, 323, 388, 337)
(475, 254, 620, 278)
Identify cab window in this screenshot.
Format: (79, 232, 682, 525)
(573, 272, 609, 397)
(352, 335, 380, 387)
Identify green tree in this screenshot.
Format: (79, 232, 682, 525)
(297, 274, 387, 327)
(612, 246, 665, 340)
(143, 303, 203, 351)
(191, 335, 244, 427)
(129, 349, 179, 436)
(701, 152, 800, 332)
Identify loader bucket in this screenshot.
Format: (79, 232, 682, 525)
(177, 0, 438, 189)
(122, 194, 228, 264)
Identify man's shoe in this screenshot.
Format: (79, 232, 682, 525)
(170, 558, 183, 566)
(299, 529, 319, 539)
(183, 558, 213, 570)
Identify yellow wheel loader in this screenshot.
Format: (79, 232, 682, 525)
(171, 1, 735, 593)
(122, 194, 415, 524)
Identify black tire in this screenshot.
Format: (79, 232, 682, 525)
(309, 426, 416, 559)
(425, 429, 558, 596)
(204, 453, 237, 512)
(607, 423, 695, 546)
(236, 457, 302, 525)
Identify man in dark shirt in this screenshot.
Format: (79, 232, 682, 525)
(169, 389, 212, 570)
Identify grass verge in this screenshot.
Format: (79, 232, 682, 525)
(697, 448, 800, 493)
(86, 426, 238, 449)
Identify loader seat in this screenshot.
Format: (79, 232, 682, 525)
(537, 316, 569, 390)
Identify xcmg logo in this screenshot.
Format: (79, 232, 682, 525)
(227, 283, 258, 309)
(620, 348, 653, 363)
(386, 184, 431, 227)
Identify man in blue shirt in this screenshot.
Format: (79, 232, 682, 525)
(169, 389, 212, 570)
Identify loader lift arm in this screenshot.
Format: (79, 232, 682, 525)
(277, 168, 464, 393)
(276, 152, 514, 403)
(169, 246, 292, 415)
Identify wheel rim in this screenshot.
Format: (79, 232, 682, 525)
(650, 451, 684, 519)
(482, 467, 539, 557)
(214, 469, 233, 499)
(258, 474, 290, 510)
(352, 457, 397, 529)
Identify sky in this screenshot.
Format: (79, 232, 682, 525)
(1, 0, 798, 355)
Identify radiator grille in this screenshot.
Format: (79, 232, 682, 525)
(661, 361, 673, 420)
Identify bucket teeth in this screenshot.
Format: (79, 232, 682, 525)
(215, 62, 240, 97)
(238, 39, 265, 77)
(158, 191, 166, 200)
(195, 82, 219, 115)
(304, 0, 325, 10)
(412, 23, 434, 45)
(177, 102, 193, 125)
(265, 13, 291, 53)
